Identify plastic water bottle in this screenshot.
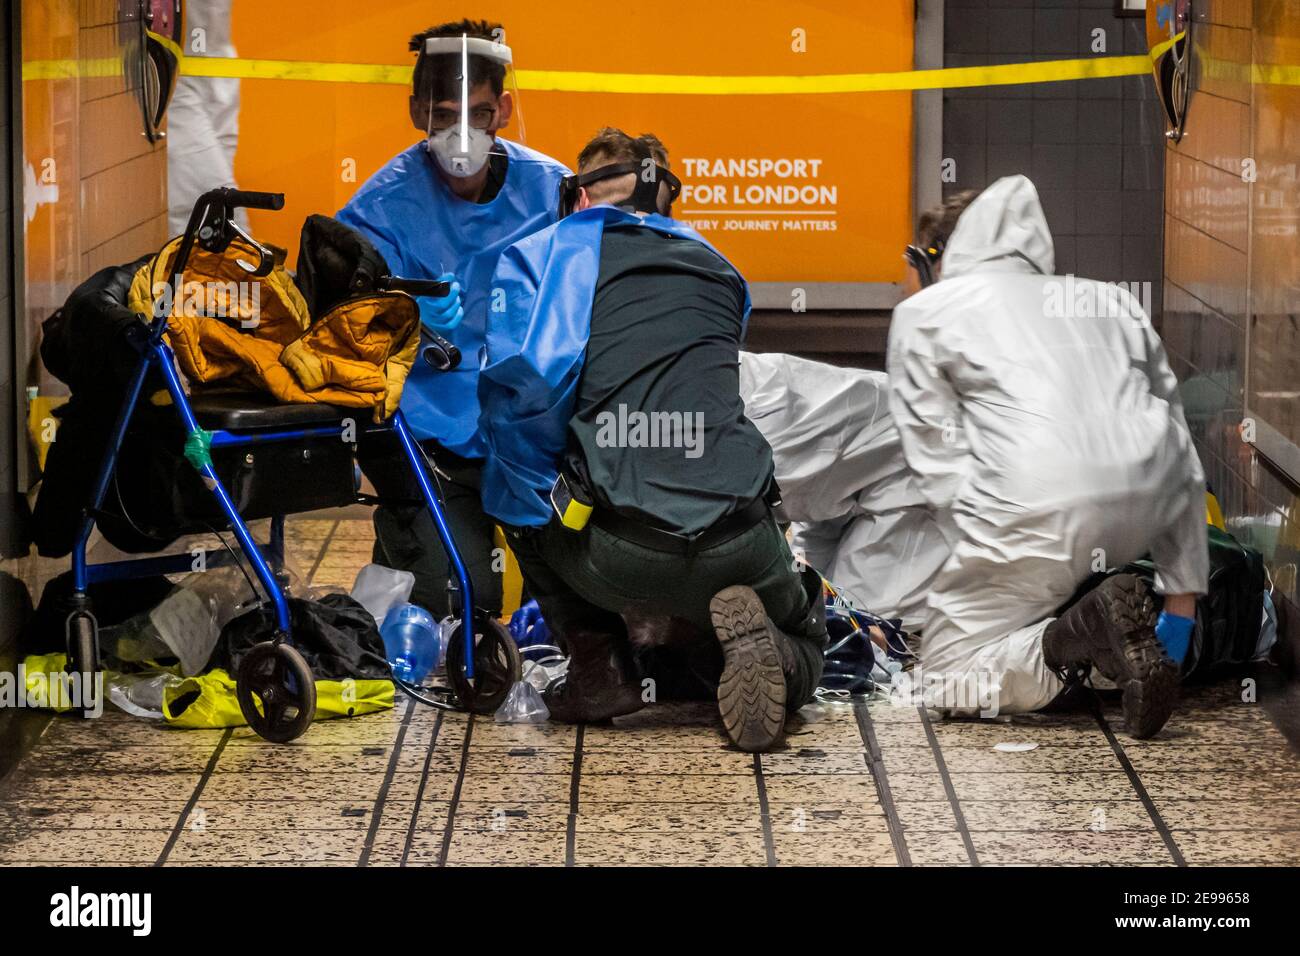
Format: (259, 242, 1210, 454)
(380, 604, 441, 684)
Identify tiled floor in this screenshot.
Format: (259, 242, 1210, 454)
(1, 515, 1298, 866)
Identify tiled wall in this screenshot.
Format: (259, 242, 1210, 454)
(2, 7, 29, 673)
(1162, 0, 1300, 668)
(2, 10, 17, 560)
(1, 0, 169, 660)
(943, 0, 1167, 308)
(768, 1, 1173, 370)
(22, 0, 169, 395)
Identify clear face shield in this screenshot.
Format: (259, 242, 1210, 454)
(422, 33, 523, 178)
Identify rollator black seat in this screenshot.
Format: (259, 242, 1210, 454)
(189, 390, 357, 431)
(88, 389, 365, 541)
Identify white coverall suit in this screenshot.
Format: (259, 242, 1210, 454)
(886, 175, 1209, 714)
(739, 351, 947, 632)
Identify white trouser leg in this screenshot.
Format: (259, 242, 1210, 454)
(913, 489, 1174, 715)
(917, 616, 1060, 716)
(913, 513, 1087, 716)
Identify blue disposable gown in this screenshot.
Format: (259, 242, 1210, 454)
(478, 206, 751, 527)
(337, 138, 569, 456)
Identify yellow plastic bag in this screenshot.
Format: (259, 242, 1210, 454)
(162, 668, 393, 728)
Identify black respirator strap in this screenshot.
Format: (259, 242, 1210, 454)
(557, 159, 682, 218)
(627, 164, 681, 215)
(559, 162, 637, 218)
(905, 235, 947, 288)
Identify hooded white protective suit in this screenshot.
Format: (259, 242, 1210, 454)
(739, 351, 947, 631)
(887, 175, 1208, 714)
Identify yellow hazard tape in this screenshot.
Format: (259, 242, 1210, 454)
(176, 52, 1155, 93)
(1255, 62, 1300, 86)
(24, 56, 120, 80)
(23, 30, 185, 80)
(159, 52, 1159, 92)
(180, 55, 412, 85)
(149, 29, 185, 64)
(1149, 32, 1181, 62)
(27, 29, 1296, 93)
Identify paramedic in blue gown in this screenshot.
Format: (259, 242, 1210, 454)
(339, 19, 569, 619)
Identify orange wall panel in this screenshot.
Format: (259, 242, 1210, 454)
(228, 1, 915, 283)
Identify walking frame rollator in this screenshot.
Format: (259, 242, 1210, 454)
(63, 187, 521, 742)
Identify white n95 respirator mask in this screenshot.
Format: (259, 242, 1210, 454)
(422, 33, 517, 179)
(427, 125, 494, 178)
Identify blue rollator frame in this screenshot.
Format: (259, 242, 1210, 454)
(61, 188, 514, 743)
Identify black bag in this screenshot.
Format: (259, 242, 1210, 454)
(1123, 525, 1267, 677)
(210, 593, 392, 681)
(40, 258, 155, 394)
(294, 214, 391, 318)
(1060, 525, 1268, 677)
(33, 260, 179, 557)
(22, 571, 175, 655)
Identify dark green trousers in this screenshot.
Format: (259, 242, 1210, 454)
(357, 435, 503, 619)
(507, 514, 827, 707)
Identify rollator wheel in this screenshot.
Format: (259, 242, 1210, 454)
(236, 640, 316, 743)
(444, 614, 523, 715)
(65, 612, 100, 720)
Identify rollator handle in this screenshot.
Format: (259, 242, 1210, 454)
(378, 277, 452, 299)
(421, 331, 461, 371)
(159, 187, 288, 324)
(220, 188, 285, 211)
(378, 277, 458, 369)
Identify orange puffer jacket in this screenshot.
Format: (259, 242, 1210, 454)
(128, 237, 420, 421)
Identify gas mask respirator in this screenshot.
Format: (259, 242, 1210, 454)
(904, 236, 946, 289)
(557, 139, 682, 219)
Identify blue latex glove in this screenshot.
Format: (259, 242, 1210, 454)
(508, 599, 551, 649)
(418, 272, 464, 334)
(1155, 610, 1195, 665)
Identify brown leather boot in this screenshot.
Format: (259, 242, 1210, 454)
(544, 628, 644, 724)
(1042, 573, 1177, 739)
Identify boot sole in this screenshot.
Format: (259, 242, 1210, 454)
(710, 586, 787, 752)
(1100, 575, 1179, 739)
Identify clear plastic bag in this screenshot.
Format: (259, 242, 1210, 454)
(437, 615, 458, 670)
(108, 671, 185, 719)
(351, 563, 416, 624)
(493, 679, 550, 723)
(102, 577, 229, 677)
(521, 655, 567, 695)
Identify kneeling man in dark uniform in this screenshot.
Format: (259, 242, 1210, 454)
(479, 128, 826, 752)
